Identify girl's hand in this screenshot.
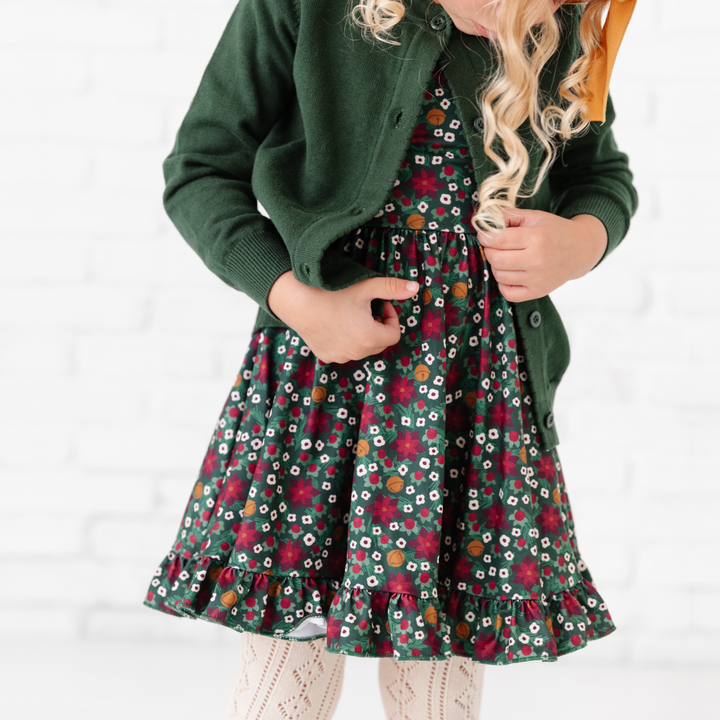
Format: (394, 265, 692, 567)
(477, 209, 608, 302)
(267, 270, 420, 364)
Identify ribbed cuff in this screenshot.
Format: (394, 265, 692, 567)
(556, 194, 630, 268)
(224, 230, 293, 321)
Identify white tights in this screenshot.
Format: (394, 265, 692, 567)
(225, 631, 485, 720)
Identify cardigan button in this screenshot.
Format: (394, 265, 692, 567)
(544, 412, 555, 429)
(529, 310, 542, 328)
(473, 116, 484, 134)
(430, 15, 446, 31)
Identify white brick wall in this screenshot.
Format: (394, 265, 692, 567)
(1, 0, 718, 671)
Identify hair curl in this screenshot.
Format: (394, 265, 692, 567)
(348, 0, 609, 233)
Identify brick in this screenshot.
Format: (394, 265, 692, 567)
(0, 558, 151, 606)
(93, 145, 167, 192)
(87, 517, 180, 561)
(147, 379, 234, 428)
(75, 422, 208, 473)
(638, 542, 720, 590)
(91, 51, 206, 100)
(551, 263, 651, 314)
(161, 3, 238, 52)
(0, 186, 163, 238)
(0, 377, 145, 422)
(0, 239, 89, 281)
(2, 469, 154, 515)
(0, 606, 81, 639)
(0, 421, 71, 468)
(155, 474, 198, 519)
(0, 141, 92, 188)
(89, 238, 213, 286)
(636, 457, 720, 498)
(0, 92, 165, 144)
(75, 333, 215, 381)
(555, 444, 632, 496)
(0, 3, 159, 49)
(0, 333, 71, 376)
(633, 633, 720, 666)
(150, 287, 247, 334)
(0, 286, 148, 330)
(0, 49, 87, 95)
(85, 607, 225, 642)
(0, 515, 84, 556)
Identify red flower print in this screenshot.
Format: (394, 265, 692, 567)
(385, 572, 414, 593)
(445, 302, 460, 327)
(537, 504, 563, 535)
(492, 449, 519, 478)
(167, 555, 182, 583)
(446, 403, 467, 434)
(452, 555, 473, 581)
(288, 477, 320, 509)
(490, 403, 513, 427)
(366, 494, 402, 526)
(511, 558, 539, 591)
(291, 356, 316, 389)
(303, 406, 333, 435)
(446, 363, 462, 394)
(482, 502, 510, 531)
(533, 455, 557, 480)
(390, 374, 418, 408)
(235, 521, 261, 550)
(389, 430, 426, 462)
(479, 349, 491, 374)
(409, 169, 440, 199)
(255, 351, 270, 384)
(407, 528, 439, 561)
(202, 448, 220, 478)
(220, 472, 249, 507)
(560, 592, 585, 617)
(422, 309, 443, 341)
(474, 631, 503, 661)
(326, 614, 342, 641)
(360, 403, 378, 433)
(216, 567, 238, 589)
(277, 539, 308, 571)
(410, 122, 430, 146)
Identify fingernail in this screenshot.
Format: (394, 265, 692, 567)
(406, 281, 419, 291)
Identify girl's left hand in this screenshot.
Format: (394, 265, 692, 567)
(477, 209, 608, 303)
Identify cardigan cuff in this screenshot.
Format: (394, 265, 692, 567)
(556, 194, 630, 269)
(224, 230, 293, 322)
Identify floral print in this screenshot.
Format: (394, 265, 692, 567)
(143, 64, 615, 665)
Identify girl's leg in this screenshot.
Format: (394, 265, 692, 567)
(378, 655, 485, 720)
(224, 632, 346, 720)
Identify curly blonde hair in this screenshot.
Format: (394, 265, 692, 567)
(349, 0, 609, 233)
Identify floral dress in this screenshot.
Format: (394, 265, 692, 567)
(143, 63, 616, 665)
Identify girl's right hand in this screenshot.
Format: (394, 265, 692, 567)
(267, 270, 419, 364)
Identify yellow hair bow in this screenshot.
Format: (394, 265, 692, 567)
(564, 0, 637, 122)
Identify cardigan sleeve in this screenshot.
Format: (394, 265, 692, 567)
(547, 93, 639, 268)
(162, 0, 299, 320)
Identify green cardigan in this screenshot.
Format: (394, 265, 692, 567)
(162, 0, 638, 451)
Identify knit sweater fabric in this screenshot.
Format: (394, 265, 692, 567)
(161, 0, 639, 450)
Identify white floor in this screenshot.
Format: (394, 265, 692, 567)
(2, 638, 718, 720)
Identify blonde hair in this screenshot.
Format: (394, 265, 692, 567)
(349, 0, 609, 233)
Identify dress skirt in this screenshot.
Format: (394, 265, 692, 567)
(143, 64, 616, 665)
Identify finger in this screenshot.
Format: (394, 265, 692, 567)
(491, 268, 527, 286)
(363, 275, 419, 301)
(483, 247, 527, 271)
(497, 282, 531, 303)
(477, 227, 529, 251)
(503, 207, 541, 228)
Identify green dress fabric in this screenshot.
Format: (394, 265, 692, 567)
(143, 63, 616, 665)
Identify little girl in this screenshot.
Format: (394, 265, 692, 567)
(144, 1, 638, 718)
